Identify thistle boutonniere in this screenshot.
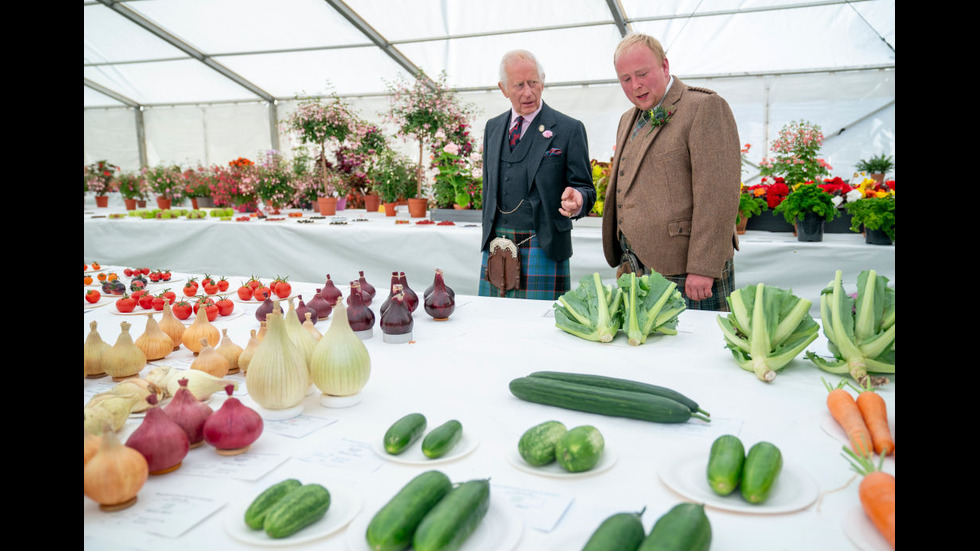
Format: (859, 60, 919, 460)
(647, 105, 676, 133)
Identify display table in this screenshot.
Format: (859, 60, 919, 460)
(84, 268, 895, 550)
(83, 206, 895, 317)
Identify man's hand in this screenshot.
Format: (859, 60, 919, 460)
(559, 187, 583, 217)
(685, 273, 715, 302)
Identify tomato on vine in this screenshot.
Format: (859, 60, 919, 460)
(172, 300, 192, 320)
(215, 295, 235, 316)
(115, 293, 136, 313)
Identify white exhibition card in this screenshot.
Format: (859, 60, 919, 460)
(177, 449, 290, 481)
(86, 488, 225, 539)
(262, 414, 339, 438)
(296, 437, 385, 473)
(493, 483, 574, 533)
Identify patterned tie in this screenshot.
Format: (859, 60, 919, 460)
(509, 115, 524, 151)
(630, 110, 651, 141)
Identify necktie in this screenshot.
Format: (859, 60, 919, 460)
(630, 109, 651, 141)
(509, 115, 524, 151)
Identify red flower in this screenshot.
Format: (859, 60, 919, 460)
(765, 182, 790, 208)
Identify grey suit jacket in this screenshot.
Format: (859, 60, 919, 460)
(480, 101, 596, 262)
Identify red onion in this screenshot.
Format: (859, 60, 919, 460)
(296, 295, 318, 324)
(255, 297, 282, 323)
(398, 272, 419, 313)
(379, 272, 400, 315)
(202, 384, 263, 455)
(424, 269, 455, 321)
(320, 275, 343, 307)
(380, 291, 413, 343)
(347, 281, 375, 338)
(307, 288, 333, 320)
(424, 268, 455, 301)
(125, 394, 190, 474)
(163, 377, 214, 447)
(357, 270, 376, 302)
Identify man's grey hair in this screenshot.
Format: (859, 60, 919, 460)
(498, 49, 545, 86)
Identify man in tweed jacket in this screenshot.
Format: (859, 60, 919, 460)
(602, 33, 741, 311)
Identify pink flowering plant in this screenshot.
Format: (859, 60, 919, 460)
(115, 170, 149, 201)
(85, 160, 120, 196)
(284, 93, 356, 198)
(207, 160, 259, 211)
(254, 150, 294, 209)
(142, 164, 186, 202)
(759, 120, 832, 185)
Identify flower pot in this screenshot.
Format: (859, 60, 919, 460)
(364, 194, 381, 213)
(796, 212, 824, 242)
(123, 198, 137, 210)
(190, 197, 199, 210)
(196, 196, 215, 208)
(865, 228, 892, 245)
(137, 200, 147, 208)
(95, 195, 109, 208)
(870, 173, 885, 184)
(745, 210, 794, 233)
(318, 196, 338, 216)
(383, 202, 397, 217)
(736, 212, 749, 234)
(407, 197, 428, 218)
(337, 197, 347, 211)
(453, 203, 471, 210)
(156, 197, 172, 210)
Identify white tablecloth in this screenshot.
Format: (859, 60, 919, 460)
(84, 268, 895, 551)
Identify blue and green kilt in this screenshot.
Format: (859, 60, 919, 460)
(478, 228, 570, 300)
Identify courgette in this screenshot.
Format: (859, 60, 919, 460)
(421, 420, 463, 459)
(412, 479, 491, 551)
(509, 376, 707, 423)
(582, 508, 646, 551)
(517, 420, 567, 466)
(555, 425, 605, 472)
(262, 483, 331, 539)
(639, 503, 711, 551)
(383, 413, 427, 455)
(244, 478, 302, 530)
(740, 441, 783, 504)
(527, 371, 709, 417)
(706, 434, 745, 496)
(365, 470, 453, 551)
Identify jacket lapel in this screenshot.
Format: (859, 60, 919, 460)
(524, 102, 556, 192)
(484, 111, 509, 201)
(618, 80, 685, 195)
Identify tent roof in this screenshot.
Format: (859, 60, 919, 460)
(84, 0, 895, 108)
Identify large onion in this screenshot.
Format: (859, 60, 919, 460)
(202, 384, 264, 455)
(125, 394, 190, 474)
(163, 378, 214, 447)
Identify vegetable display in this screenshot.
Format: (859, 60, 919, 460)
(243, 479, 332, 539)
(553, 272, 622, 342)
(805, 269, 895, 387)
(365, 470, 453, 550)
(617, 271, 686, 345)
(824, 379, 874, 458)
(716, 282, 820, 382)
(842, 447, 895, 548)
(555, 425, 605, 473)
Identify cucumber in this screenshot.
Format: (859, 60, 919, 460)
(555, 425, 604, 473)
(509, 376, 704, 424)
(421, 420, 463, 459)
(639, 503, 711, 551)
(412, 479, 491, 551)
(383, 413, 427, 455)
(262, 483, 331, 539)
(517, 420, 567, 466)
(582, 509, 646, 551)
(244, 478, 302, 530)
(365, 470, 453, 551)
(527, 371, 709, 417)
(740, 441, 783, 504)
(706, 434, 745, 496)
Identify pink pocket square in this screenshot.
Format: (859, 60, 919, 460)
(544, 148, 562, 157)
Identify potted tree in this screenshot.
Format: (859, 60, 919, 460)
(736, 186, 768, 234)
(855, 154, 894, 184)
(773, 183, 839, 242)
(844, 196, 895, 245)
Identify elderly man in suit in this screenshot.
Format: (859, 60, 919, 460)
(477, 49, 596, 300)
(602, 33, 741, 311)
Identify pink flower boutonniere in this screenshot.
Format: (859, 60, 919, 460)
(647, 105, 676, 133)
(540, 125, 553, 138)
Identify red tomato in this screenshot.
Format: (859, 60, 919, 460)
(237, 284, 254, 301)
(203, 282, 219, 295)
(131, 289, 148, 301)
(247, 277, 262, 290)
(201, 274, 215, 287)
(138, 294, 154, 310)
(115, 294, 136, 313)
(162, 270, 172, 280)
(149, 271, 162, 282)
(162, 290, 177, 304)
(202, 302, 219, 321)
(151, 295, 166, 311)
(85, 289, 101, 303)
(123, 268, 134, 277)
(253, 286, 272, 301)
(183, 281, 198, 297)
(192, 297, 215, 315)
(274, 280, 292, 298)
(217, 277, 230, 292)
(216, 296, 234, 316)
(172, 301, 192, 320)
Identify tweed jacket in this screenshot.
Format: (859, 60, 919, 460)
(480, 101, 596, 262)
(601, 77, 741, 279)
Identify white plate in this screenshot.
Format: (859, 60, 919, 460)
(179, 310, 246, 324)
(842, 505, 892, 551)
(224, 482, 361, 547)
(345, 495, 522, 551)
(505, 446, 618, 478)
(658, 452, 819, 514)
(819, 412, 895, 458)
(373, 432, 479, 465)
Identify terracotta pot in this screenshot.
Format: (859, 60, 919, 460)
(453, 203, 471, 210)
(137, 200, 147, 208)
(407, 197, 428, 218)
(156, 197, 172, 210)
(383, 202, 397, 217)
(363, 194, 381, 213)
(736, 213, 749, 234)
(196, 196, 215, 208)
(190, 197, 199, 210)
(95, 195, 109, 208)
(318, 196, 338, 216)
(870, 173, 885, 184)
(124, 198, 137, 210)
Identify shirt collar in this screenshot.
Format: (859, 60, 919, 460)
(654, 75, 675, 110)
(510, 102, 543, 136)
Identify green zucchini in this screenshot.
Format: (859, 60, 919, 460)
(740, 441, 783, 504)
(517, 420, 567, 466)
(706, 434, 745, 496)
(638, 503, 711, 551)
(509, 376, 705, 424)
(365, 470, 453, 551)
(244, 478, 302, 530)
(555, 425, 604, 473)
(383, 413, 427, 455)
(262, 483, 331, 539)
(527, 371, 709, 417)
(582, 508, 647, 551)
(412, 479, 491, 551)
(421, 420, 463, 459)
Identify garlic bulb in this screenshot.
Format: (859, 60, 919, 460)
(181, 307, 220, 354)
(102, 321, 147, 380)
(284, 297, 317, 364)
(215, 329, 243, 374)
(158, 301, 185, 350)
(309, 303, 371, 397)
(303, 312, 322, 340)
(238, 329, 260, 374)
(191, 338, 231, 377)
(134, 314, 174, 361)
(245, 311, 309, 410)
(84, 320, 111, 379)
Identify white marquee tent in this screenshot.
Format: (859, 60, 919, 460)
(84, 0, 896, 182)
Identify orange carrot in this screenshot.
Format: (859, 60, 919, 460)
(843, 447, 895, 548)
(824, 379, 873, 457)
(853, 381, 894, 456)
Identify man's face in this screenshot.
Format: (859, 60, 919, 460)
(614, 44, 670, 111)
(499, 58, 543, 116)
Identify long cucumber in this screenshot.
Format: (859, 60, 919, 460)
(527, 371, 709, 417)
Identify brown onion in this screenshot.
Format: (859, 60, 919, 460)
(84, 428, 148, 511)
(163, 378, 214, 447)
(380, 291, 413, 343)
(202, 384, 263, 455)
(307, 288, 333, 320)
(319, 275, 343, 307)
(125, 394, 190, 474)
(424, 269, 455, 321)
(347, 280, 376, 338)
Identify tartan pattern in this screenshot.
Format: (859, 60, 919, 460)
(508, 116, 524, 151)
(478, 228, 570, 300)
(663, 258, 735, 311)
(630, 109, 651, 140)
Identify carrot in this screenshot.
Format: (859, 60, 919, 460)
(852, 380, 894, 456)
(823, 379, 873, 457)
(843, 447, 895, 548)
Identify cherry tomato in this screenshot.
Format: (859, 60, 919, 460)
(217, 277, 230, 292)
(172, 301, 192, 320)
(216, 296, 234, 316)
(138, 294, 154, 310)
(162, 290, 177, 304)
(85, 289, 101, 303)
(115, 294, 136, 313)
(253, 285, 272, 301)
(183, 281, 198, 297)
(151, 295, 166, 311)
(274, 278, 291, 299)
(203, 281, 219, 295)
(237, 284, 254, 300)
(247, 277, 262, 290)
(123, 268, 134, 277)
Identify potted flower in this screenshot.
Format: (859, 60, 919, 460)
(85, 160, 120, 207)
(817, 176, 863, 233)
(254, 150, 293, 214)
(743, 178, 793, 232)
(368, 149, 417, 217)
(844, 195, 895, 245)
(284, 94, 355, 210)
(182, 166, 214, 209)
(736, 185, 768, 234)
(773, 182, 839, 242)
(855, 154, 894, 183)
(759, 120, 833, 186)
(142, 164, 185, 210)
(227, 157, 259, 212)
(116, 171, 145, 210)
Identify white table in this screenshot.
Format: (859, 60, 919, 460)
(84, 268, 895, 551)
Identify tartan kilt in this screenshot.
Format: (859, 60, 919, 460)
(663, 258, 735, 311)
(478, 228, 570, 300)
